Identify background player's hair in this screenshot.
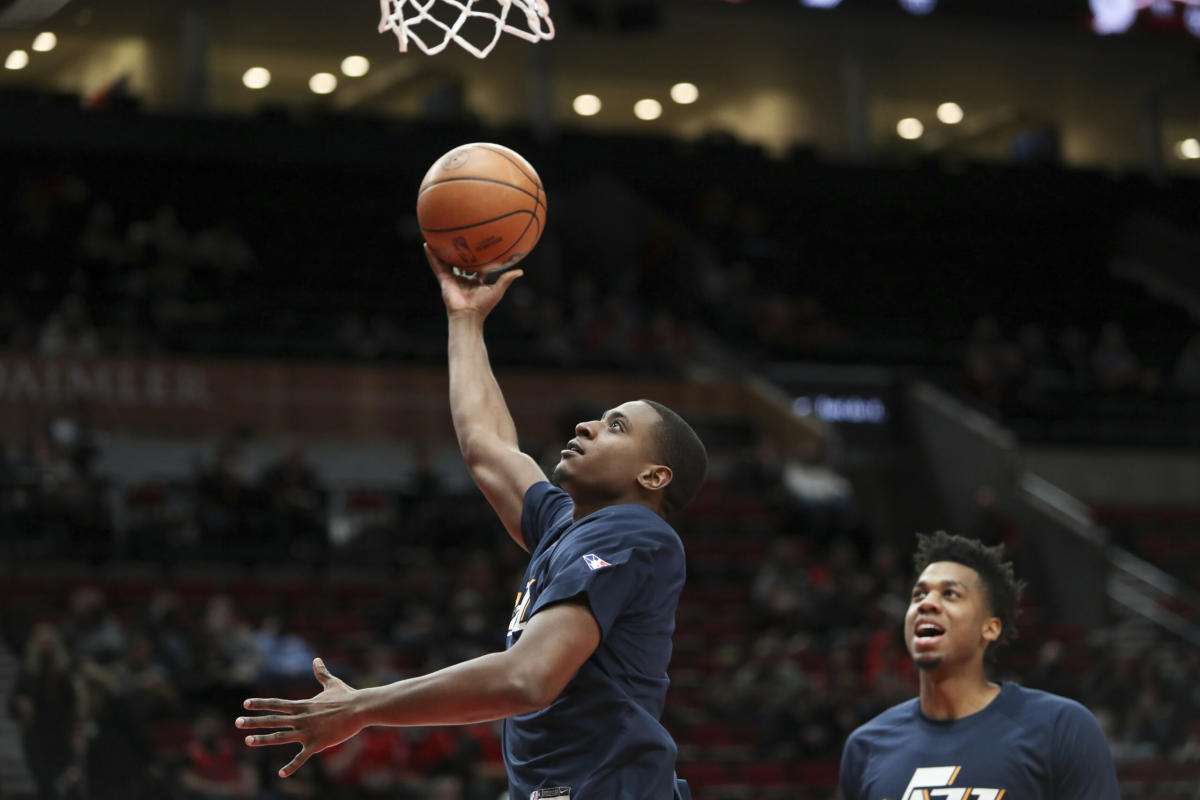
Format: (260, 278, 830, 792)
(913, 531, 1026, 663)
(640, 399, 707, 518)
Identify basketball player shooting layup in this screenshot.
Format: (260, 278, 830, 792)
(839, 532, 1119, 800)
(237, 246, 707, 800)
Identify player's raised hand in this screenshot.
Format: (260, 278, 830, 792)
(237, 658, 363, 778)
(426, 244, 523, 318)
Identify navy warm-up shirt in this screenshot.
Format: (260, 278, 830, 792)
(504, 481, 688, 800)
(839, 682, 1120, 800)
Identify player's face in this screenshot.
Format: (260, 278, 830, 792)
(551, 401, 662, 498)
(904, 561, 1000, 674)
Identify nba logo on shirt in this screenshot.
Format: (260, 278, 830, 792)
(582, 553, 612, 570)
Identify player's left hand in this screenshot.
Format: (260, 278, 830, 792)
(237, 658, 363, 778)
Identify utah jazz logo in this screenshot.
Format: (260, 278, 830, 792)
(900, 767, 1004, 800)
(508, 579, 536, 635)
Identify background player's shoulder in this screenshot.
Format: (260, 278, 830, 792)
(1003, 683, 1101, 726)
(1006, 682, 1085, 710)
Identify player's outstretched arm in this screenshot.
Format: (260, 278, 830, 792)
(238, 601, 600, 777)
(427, 246, 547, 549)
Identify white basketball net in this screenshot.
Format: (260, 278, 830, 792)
(379, 0, 555, 58)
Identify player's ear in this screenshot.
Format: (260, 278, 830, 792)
(637, 464, 672, 492)
(981, 616, 1002, 644)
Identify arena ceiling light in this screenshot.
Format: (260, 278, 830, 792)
(31, 32, 56, 52)
(799, 0, 843, 8)
(670, 82, 699, 104)
(936, 102, 963, 124)
(309, 72, 338, 95)
(1177, 138, 1200, 160)
(573, 93, 601, 116)
(634, 98, 663, 120)
(1185, 4, 1200, 36)
(5, 49, 28, 70)
(899, 0, 937, 15)
(1091, 0, 1139, 33)
(242, 67, 271, 90)
(341, 55, 370, 77)
(897, 117, 924, 140)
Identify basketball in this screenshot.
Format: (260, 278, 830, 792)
(417, 142, 547, 273)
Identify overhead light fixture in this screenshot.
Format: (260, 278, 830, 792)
(634, 98, 663, 121)
(573, 94, 602, 116)
(936, 102, 963, 124)
(242, 67, 271, 90)
(1090, 0, 1138, 34)
(32, 32, 56, 52)
(1185, 4, 1200, 37)
(5, 50, 29, 70)
(670, 82, 699, 105)
(309, 72, 338, 95)
(897, 117, 924, 140)
(1177, 138, 1200, 160)
(899, 0, 937, 15)
(341, 56, 370, 77)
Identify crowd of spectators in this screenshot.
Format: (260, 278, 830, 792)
(2, 109, 1199, 799)
(959, 313, 1200, 446)
(963, 315, 1200, 404)
(3, 424, 1198, 800)
(5, 125, 1197, 385)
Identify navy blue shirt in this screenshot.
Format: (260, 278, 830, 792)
(840, 682, 1120, 800)
(504, 482, 687, 800)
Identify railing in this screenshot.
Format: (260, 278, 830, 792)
(908, 380, 1199, 639)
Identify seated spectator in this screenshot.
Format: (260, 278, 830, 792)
(38, 294, 102, 357)
(963, 315, 1019, 402)
(1173, 332, 1200, 394)
(63, 587, 126, 665)
(258, 446, 328, 560)
(77, 660, 157, 800)
(179, 710, 259, 800)
(9, 623, 76, 800)
(1056, 325, 1093, 390)
(252, 612, 317, 683)
(1091, 321, 1139, 390)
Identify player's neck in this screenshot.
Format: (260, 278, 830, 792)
(917, 670, 1002, 720)
(569, 493, 660, 522)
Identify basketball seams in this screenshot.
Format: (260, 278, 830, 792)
(485, 203, 541, 267)
(475, 144, 543, 193)
(419, 176, 544, 209)
(419, 208, 535, 234)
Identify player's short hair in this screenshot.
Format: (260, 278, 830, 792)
(912, 531, 1026, 662)
(640, 399, 707, 518)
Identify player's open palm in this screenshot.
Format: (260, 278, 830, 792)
(237, 658, 363, 778)
(426, 244, 523, 318)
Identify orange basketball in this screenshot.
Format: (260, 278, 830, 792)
(417, 143, 547, 273)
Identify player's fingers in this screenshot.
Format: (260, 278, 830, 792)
(279, 747, 313, 778)
(494, 269, 524, 293)
(312, 657, 334, 684)
(243, 697, 300, 712)
(244, 729, 302, 747)
(424, 243, 451, 277)
(236, 714, 294, 730)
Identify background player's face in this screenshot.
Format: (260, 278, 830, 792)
(904, 561, 1000, 674)
(551, 401, 664, 500)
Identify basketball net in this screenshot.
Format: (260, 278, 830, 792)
(378, 0, 555, 58)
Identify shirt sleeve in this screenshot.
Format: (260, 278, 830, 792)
(838, 729, 866, 800)
(528, 523, 681, 639)
(520, 481, 573, 552)
(1053, 701, 1120, 800)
